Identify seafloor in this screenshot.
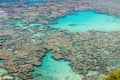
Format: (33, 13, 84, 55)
(0, 0, 120, 80)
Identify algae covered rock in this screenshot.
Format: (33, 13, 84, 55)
(100, 69, 120, 80)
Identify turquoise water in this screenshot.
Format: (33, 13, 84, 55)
(31, 51, 83, 80)
(24, 1, 45, 5)
(30, 11, 120, 79)
(1, 3, 120, 79)
(49, 10, 120, 32)
(24, 0, 64, 5)
(0, 0, 64, 6)
(25, 0, 65, 5)
(0, 60, 3, 64)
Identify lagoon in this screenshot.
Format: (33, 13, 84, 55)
(49, 10, 120, 32)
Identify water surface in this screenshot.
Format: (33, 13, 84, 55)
(50, 10, 120, 32)
(31, 51, 83, 80)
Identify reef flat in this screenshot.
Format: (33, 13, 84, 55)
(0, 0, 120, 80)
(0, 24, 120, 79)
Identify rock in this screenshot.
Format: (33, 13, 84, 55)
(1, 75, 14, 80)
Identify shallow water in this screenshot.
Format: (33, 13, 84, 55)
(0, 60, 3, 64)
(30, 10, 120, 80)
(0, 1, 120, 79)
(49, 10, 120, 32)
(31, 51, 83, 80)
(0, 0, 64, 6)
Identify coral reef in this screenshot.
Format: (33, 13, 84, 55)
(0, 0, 120, 80)
(1, 0, 120, 25)
(0, 23, 120, 79)
(43, 30, 120, 80)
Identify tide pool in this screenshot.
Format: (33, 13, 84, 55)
(49, 10, 120, 32)
(31, 51, 83, 80)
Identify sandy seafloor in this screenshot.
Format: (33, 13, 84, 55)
(0, 0, 120, 80)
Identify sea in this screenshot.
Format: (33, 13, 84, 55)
(0, 0, 120, 80)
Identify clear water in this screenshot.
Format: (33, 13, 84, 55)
(1, 0, 120, 78)
(24, 0, 45, 5)
(25, 0, 65, 5)
(0, 60, 3, 64)
(31, 51, 83, 80)
(30, 10, 120, 79)
(49, 10, 120, 32)
(0, 0, 64, 6)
